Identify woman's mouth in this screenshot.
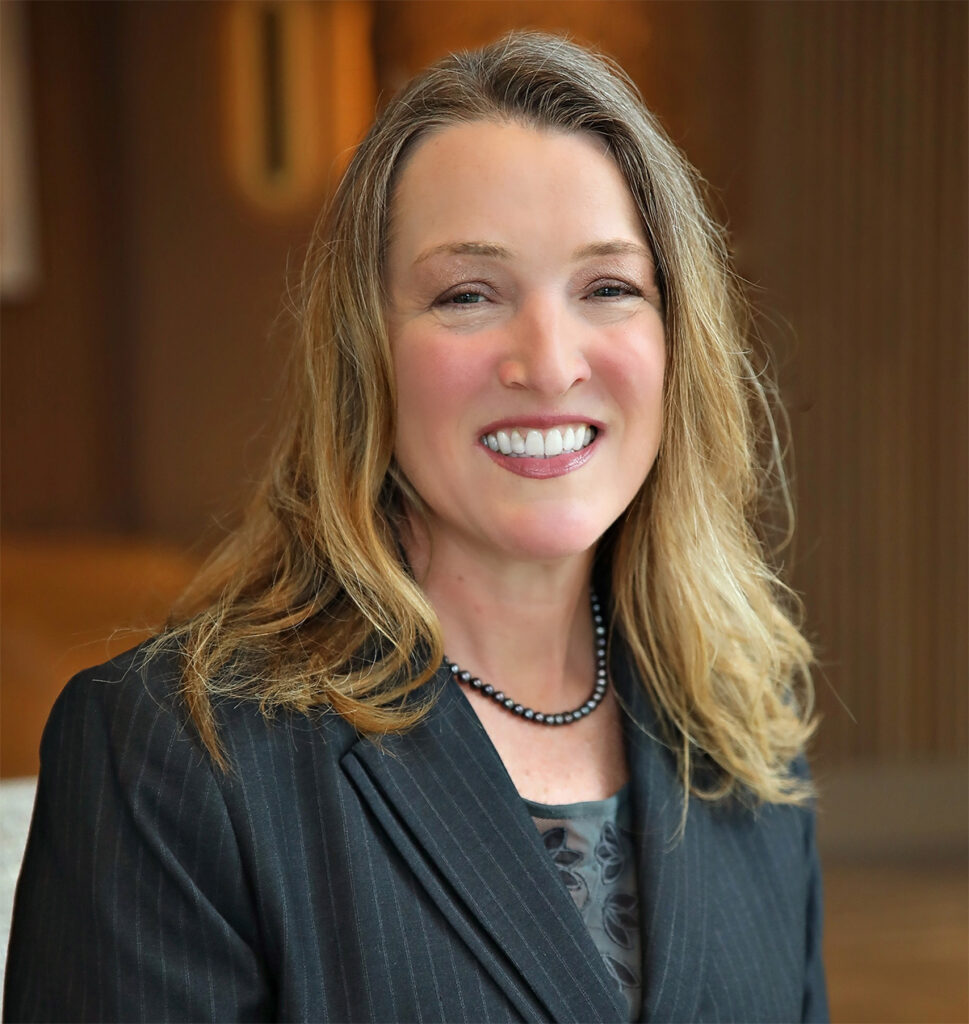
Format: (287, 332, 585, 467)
(479, 424, 598, 459)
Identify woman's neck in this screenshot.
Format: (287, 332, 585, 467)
(408, 532, 598, 711)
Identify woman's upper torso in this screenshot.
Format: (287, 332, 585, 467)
(4, 640, 828, 1023)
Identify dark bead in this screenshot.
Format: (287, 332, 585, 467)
(554, 714, 564, 725)
(471, 678, 483, 689)
(513, 704, 524, 714)
(535, 713, 545, 723)
(494, 692, 504, 701)
(524, 709, 535, 719)
(460, 670, 472, 682)
(483, 684, 494, 695)
(564, 713, 574, 723)
(504, 698, 514, 709)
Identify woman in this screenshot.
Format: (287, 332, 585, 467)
(5, 32, 828, 1023)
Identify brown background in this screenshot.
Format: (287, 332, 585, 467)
(1, 2, 966, 1017)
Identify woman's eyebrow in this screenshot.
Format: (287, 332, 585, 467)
(414, 241, 513, 264)
(571, 239, 653, 262)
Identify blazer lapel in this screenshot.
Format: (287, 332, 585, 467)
(614, 647, 713, 1023)
(342, 668, 628, 1024)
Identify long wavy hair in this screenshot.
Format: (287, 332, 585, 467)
(165, 31, 815, 807)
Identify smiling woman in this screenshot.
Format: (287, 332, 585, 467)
(5, 32, 827, 1024)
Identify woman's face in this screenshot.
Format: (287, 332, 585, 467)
(385, 120, 666, 570)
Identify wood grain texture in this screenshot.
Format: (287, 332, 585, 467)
(748, 1, 968, 763)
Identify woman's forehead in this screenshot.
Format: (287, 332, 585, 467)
(385, 120, 648, 268)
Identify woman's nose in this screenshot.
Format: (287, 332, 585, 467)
(497, 300, 591, 395)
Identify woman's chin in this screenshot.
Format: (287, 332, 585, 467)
(418, 502, 624, 571)
(483, 517, 607, 566)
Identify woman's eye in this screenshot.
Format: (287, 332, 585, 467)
(589, 282, 639, 299)
(436, 288, 488, 307)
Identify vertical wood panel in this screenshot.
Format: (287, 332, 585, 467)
(0, 3, 131, 532)
(751, 1, 967, 763)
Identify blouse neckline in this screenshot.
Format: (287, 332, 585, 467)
(521, 782, 630, 822)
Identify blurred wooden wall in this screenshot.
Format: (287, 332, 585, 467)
(1, 1, 374, 543)
(748, 1, 968, 768)
(1, 3, 966, 816)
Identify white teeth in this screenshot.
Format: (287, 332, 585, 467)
(480, 424, 597, 459)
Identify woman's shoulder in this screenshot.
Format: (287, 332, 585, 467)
(44, 639, 184, 757)
(44, 638, 359, 781)
(54, 638, 181, 710)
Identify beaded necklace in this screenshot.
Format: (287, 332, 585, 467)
(445, 590, 607, 726)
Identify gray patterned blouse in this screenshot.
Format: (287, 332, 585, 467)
(524, 786, 642, 1021)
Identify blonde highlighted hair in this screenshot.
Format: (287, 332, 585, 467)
(166, 31, 815, 806)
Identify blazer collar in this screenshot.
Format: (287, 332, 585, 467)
(342, 668, 628, 1023)
(613, 644, 713, 1023)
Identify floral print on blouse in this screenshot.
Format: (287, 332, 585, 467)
(524, 785, 642, 1022)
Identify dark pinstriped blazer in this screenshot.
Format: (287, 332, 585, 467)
(5, 640, 828, 1023)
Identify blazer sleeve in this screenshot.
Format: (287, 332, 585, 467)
(4, 657, 273, 1023)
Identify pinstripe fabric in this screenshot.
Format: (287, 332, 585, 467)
(4, 641, 828, 1023)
